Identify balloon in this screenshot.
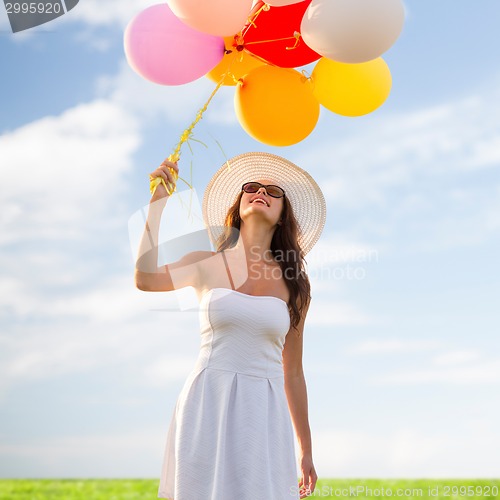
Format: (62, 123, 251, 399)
(235, 65, 320, 146)
(301, 0, 405, 63)
(266, 0, 306, 5)
(311, 57, 392, 116)
(243, 0, 320, 68)
(124, 4, 224, 86)
(206, 37, 266, 86)
(167, 0, 253, 37)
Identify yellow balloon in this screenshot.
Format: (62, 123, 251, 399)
(235, 65, 320, 146)
(311, 57, 392, 116)
(206, 37, 265, 86)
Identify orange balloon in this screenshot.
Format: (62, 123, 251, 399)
(206, 37, 265, 86)
(234, 65, 320, 146)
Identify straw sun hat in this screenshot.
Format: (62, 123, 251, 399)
(202, 152, 327, 255)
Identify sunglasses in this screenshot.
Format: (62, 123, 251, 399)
(241, 181, 285, 199)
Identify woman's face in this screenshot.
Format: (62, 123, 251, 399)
(239, 178, 284, 227)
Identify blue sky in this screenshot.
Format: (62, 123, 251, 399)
(1, 0, 500, 481)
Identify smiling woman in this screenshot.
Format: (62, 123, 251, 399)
(137, 152, 326, 500)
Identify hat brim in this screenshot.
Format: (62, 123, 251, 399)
(202, 152, 326, 255)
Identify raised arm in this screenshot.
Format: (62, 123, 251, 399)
(134, 159, 207, 292)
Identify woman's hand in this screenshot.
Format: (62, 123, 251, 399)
(149, 159, 179, 203)
(298, 454, 318, 498)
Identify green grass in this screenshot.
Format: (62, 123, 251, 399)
(310, 479, 500, 499)
(0, 480, 153, 500)
(0, 479, 498, 499)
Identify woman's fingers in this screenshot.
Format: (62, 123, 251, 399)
(161, 161, 178, 182)
(150, 160, 179, 191)
(165, 160, 179, 177)
(311, 469, 318, 493)
(159, 160, 177, 184)
(298, 465, 317, 497)
(159, 168, 173, 186)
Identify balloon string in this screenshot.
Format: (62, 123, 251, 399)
(240, 3, 269, 38)
(244, 34, 301, 49)
(241, 48, 275, 67)
(149, 74, 227, 197)
(217, 49, 248, 85)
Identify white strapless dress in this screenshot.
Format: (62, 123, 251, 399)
(158, 287, 300, 500)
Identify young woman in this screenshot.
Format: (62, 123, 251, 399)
(135, 152, 326, 500)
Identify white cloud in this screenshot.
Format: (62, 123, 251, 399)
(308, 233, 383, 267)
(0, 95, 149, 347)
(300, 233, 385, 328)
(307, 233, 383, 290)
(295, 74, 500, 250)
(344, 342, 500, 386)
(0, 301, 200, 400)
(432, 349, 481, 366)
(312, 92, 500, 197)
(369, 358, 500, 386)
(326, 342, 500, 387)
(348, 339, 443, 354)
(67, 0, 157, 29)
(0, 428, 166, 477)
(95, 59, 237, 127)
(0, 98, 140, 243)
(312, 425, 500, 477)
(307, 299, 376, 327)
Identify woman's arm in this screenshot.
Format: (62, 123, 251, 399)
(282, 298, 318, 498)
(135, 196, 168, 277)
(134, 160, 209, 292)
(134, 160, 175, 290)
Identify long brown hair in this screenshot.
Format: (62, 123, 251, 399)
(214, 190, 311, 336)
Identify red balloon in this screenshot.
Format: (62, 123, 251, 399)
(242, 0, 320, 68)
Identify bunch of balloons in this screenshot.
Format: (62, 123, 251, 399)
(124, 0, 405, 147)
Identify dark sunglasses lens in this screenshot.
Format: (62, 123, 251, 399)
(242, 182, 284, 198)
(243, 182, 260, 193)
(267, 186, 284, 197)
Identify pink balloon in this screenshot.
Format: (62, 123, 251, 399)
(124, 3, 225, 86)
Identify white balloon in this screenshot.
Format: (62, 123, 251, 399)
(301, 0, 405, 63)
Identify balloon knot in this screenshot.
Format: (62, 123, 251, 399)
(286, 31, 301, 51)
(300, 69, 311, 82)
